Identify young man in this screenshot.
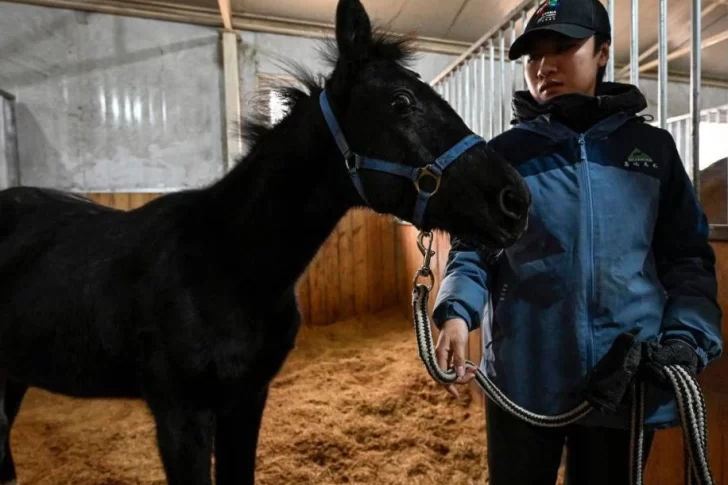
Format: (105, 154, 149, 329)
(432, 0, 723, 483)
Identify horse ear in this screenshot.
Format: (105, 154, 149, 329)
(335, 0, 372, 62)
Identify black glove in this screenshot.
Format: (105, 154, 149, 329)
(584, 328, 643, 414)
(640, 339, 700, 392)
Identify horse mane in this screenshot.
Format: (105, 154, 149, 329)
(236, 27, 419, 155)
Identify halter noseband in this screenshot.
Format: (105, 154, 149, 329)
(319, 89, 485, 227)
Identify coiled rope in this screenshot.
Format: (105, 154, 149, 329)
(411, 230, 715, 485)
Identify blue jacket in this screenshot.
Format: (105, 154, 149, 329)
(433, 83, 723, 429)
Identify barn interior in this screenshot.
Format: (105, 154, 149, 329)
(1, 0, 727, 484)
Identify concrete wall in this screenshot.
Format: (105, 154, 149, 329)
(0, 1, 456, 192)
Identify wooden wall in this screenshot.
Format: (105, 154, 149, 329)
(393, 224, 484, 400)
(393, 226, 728, 485)
(83, 193, 398, 327)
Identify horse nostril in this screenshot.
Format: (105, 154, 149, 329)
(499, 186, 526, 221)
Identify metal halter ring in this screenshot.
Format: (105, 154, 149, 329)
(344, 152, 359, 172)
(413, 268, 434, 291)
(413, 165, 442, 197)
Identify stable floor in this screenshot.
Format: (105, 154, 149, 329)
(10, 309, 494, 485)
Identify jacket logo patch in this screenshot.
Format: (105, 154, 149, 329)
(624, 148, 657, 169)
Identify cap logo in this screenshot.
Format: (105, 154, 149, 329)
(535, 0, 561, 23)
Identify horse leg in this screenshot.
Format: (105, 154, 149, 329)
(214, 386, 269, 485)
(148, 401, 215, 485)
(0, 379, 28, 485)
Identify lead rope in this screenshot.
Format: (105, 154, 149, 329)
(410, 230, 715, 485)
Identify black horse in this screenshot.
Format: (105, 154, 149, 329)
(0, 1, 530, 483)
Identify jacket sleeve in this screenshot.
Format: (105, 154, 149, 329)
(652, 132, 723, 371)
(432, 234, 491, 332)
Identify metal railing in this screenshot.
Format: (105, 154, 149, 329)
(430, 0, 727, 240)
(659, 102, 728, 174)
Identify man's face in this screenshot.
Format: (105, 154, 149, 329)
(523, 33, 609, 103)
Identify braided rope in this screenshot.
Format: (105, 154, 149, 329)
(411, 250, 715, 485)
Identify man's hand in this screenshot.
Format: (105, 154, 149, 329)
(435, 318, 478, 398)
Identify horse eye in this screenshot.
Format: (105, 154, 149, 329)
(392, 93, 413, 110)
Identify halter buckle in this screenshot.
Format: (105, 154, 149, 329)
(414, 165, 441, 197)
(344, 152, 359, 172)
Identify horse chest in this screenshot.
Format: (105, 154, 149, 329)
(207, 292, 301, 387)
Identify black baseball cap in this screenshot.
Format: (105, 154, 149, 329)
(508, 0, 612, 60)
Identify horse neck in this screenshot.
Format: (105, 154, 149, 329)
(201, 97, 357, 292)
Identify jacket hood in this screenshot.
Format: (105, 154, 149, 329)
(510, 82, 648, 132)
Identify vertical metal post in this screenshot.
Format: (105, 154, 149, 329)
(472, 58, 479, 134)
(691, 0, 701, 190)
(520, 9, 528, 91)
(510, 20, 517, 95)
(221, 30, 242, 171)
(489, 39, 495, 139)
(676, 119, 682, 157)
(459, 68, 466, 119)
(658, 0, 668, 129)
(499, 29, 506, 134)
(455, 69, 462, 117)
(464, 62, 472, 129)
(607, 0, 614, 81)
(630, 0, 639, 86)
(480, 50, 487, 138)
(447, 75, 453, 105)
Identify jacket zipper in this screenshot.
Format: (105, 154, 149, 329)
(578, 134, 595, 368)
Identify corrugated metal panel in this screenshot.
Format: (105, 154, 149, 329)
(0, 2, 225, 192)
(0, 89, 20, 189)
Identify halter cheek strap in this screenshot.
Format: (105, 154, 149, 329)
(319, 89, 485, 227)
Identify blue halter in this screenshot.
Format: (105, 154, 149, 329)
(319, 89, 485, 227)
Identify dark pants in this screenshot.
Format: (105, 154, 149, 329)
(486, 398, 655, 485)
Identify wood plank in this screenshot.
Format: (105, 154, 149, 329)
(129, 192, 148, 210)
(294, 274, 311, 327)
(380, 215, 397, 308)
(351, 208, 370, 315)
(306, 243, 327, 326)
(322, 226, 340, 324)
(95, 193, 114, 208)
(368, 213, 384, 313)
(112, 192, 131, 211)
(337, 212, 356, 318)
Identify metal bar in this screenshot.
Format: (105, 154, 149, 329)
(676, 119, 683, 159)
(510, 20, 517, 95)
(480, 50, 486, 137)
(429, 0, 538, 85)
(691, 0, 701, 191)
(221, 30, 242, 171)
(616, 0, 724, 78)
(448, 75, 454, 105)
(499, 29, 506, 133)
(639, 30, 728, 73)
(607, 0, 614, 81)
(489, 39, 495, 139)
(658, 0, 667, 128)
(520, 9, 528, 91)
(472, 57, 479, 134)
(457, 68, 464, 117)
(465, 62, 472, 129)
(630, 0, 639, 85)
